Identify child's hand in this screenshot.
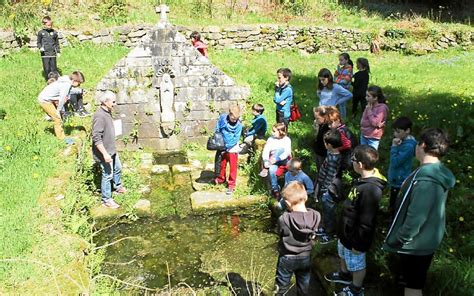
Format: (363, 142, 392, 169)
(270, 157, 277, 164)
(279, 100, 286, 106)
(275, 81, 280, 87)
(392, 138, 402, 146)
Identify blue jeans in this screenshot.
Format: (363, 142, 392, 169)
(99, 153, 123, 203)
(322, 192, 336, 234)
(360, 135, 380, 150)
(269, 160, 287, 191)
(338, 101, 347, 119)
(275, 255, 312, 296)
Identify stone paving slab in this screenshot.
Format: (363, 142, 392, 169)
(190, 191, 265, 211)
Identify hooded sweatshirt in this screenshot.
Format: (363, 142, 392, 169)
(388, 135, 417, 188)
(339, 169, 387, 252)
(278, 209, 321, 256)
(37, 75, 72, 112)
(37, 28, 60, 57)
(274, 84, 293, 119)
(360, 103, 389, 139)
(215, 113, 242, 150)
(383, 162, 455, 255)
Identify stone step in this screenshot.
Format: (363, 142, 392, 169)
(190, 191, 265, 211)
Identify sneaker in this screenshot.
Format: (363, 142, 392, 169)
(334, 285, 364, 296)
(319, 233, 336, 245)
(324, 271, 352, 285)
(259, 168, 268, 178)
(102, 199, 120, 209)
(315, 227, 326, 236)
(226, 188, 234, 195)
(115, 187, 127, 194)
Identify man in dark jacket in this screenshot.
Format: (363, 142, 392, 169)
(276, 181, 321, 296)
(37, 16, 60, 80)
(92, 91, 126, 209)
(383, 128, 455, 296)
(325, 145, 387, 296)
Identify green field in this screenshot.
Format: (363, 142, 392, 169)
(0, 42, 473, 293)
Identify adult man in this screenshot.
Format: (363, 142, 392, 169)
(38, 71, 84, 142)
(37, 16, 60, 80)
(92, 91, 126, 209)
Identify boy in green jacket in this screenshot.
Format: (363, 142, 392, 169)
(383, 128, 455, 296)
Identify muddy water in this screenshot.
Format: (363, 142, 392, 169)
(96, 173, 279, 292)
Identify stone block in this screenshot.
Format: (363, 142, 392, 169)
(0, 32, 15, 42)
(78, 34, 92, 41)
(128, 29, 147, 38)
(208, 26, 221, 33)
(133, 199, 151, 213)
(176, 87, 208, 102)
(141, 152, 154, 168)
(188, 110, 216, 121)
(172, 164, 193, 174)
(151, 164, 169, 175)
(128, 46, 152, 58)
(190, 191, 265, 211)
(125, 57, 153, 67)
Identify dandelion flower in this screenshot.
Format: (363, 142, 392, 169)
(33, 173, 40, 179)
(5, 146, 12, 151)
(459, 216, 464, 222)
(449, 248, 454, 253)
(33, 155, 39, 161)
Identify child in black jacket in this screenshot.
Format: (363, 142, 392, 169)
(37, 16, 60, 80)
(352, 58, 370, 118)
(324, 145, 387, 296)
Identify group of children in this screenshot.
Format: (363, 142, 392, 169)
(211, 52, 446, 296)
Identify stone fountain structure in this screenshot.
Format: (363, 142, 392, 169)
(95, 5, 250, 151)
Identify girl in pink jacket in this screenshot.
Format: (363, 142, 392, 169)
(360, 86, 389, 150)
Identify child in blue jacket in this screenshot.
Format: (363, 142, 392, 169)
(387, 116, 417, 218)
(214, 105, 243, 195)
(240, 103, 267, 154)
(274, 68, 293, 127)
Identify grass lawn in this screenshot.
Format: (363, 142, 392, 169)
(0, 44, 129, 290)
(0, 42, 473, 293)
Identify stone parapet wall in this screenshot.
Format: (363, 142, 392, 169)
(1, 24, 472, 57)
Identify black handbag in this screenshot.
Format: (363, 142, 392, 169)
(207, 132, 225, 150)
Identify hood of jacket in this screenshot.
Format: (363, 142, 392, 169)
(283, 210, 320, 241)
(352, 168, 387, 195)
(416, 162, 455, 190)
(217, 113, 240, 133)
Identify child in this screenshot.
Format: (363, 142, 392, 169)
(317, 68, 352, 108)
(387, 116, 416, 218)
(214, 105, 243, 195)
(383, 128, 455, 296)
(37, 16, 60, 80)
(334, 53, 354, 118)
(327, 108, 355, 172)
(276, 159, 314, 210)
(274, 68, 293, 127)
(190, 31, 208, 58)
(275, 181, 321, 296)
(47, 71, 59, 85)
(325, 145, 387, 296)
(239, 103, 267, 154)
(313, 105, 337, 170)
(352, 58, 370, 118)
(314, 129, 342, 244)
(360, 85, 389, 150)
(260, 123, 292, 199)
(37, 71, 84, 142)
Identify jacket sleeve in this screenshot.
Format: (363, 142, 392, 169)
(354, 187, 381, 251)
(37, 30, 43, 50)
(215, 115, 223, 133)
(252, 117, 266, 136)
(54, 31, 60, 53)
(57, 83, 71, 112)
(274, 86, 291, 104)
(390, 142, 415, 169)
(303, 174, 315, 195)
(395, 180, 440, 245)
(320, 157, 339, 191)
(338, 129, 352, 151)
(246, 118, 258, 137)
(366, 106, 387, 128)
(334, 85, 353, 105)
(92, 116, 105, 147)
(262, 138, 271, 162)
(275, 137, 291, 162)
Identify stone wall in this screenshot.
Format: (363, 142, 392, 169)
(1, 24, 472, 57)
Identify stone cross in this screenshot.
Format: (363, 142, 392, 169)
(155, 4, 170, 23)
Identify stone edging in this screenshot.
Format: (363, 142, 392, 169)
(0, 24, 473, 57)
